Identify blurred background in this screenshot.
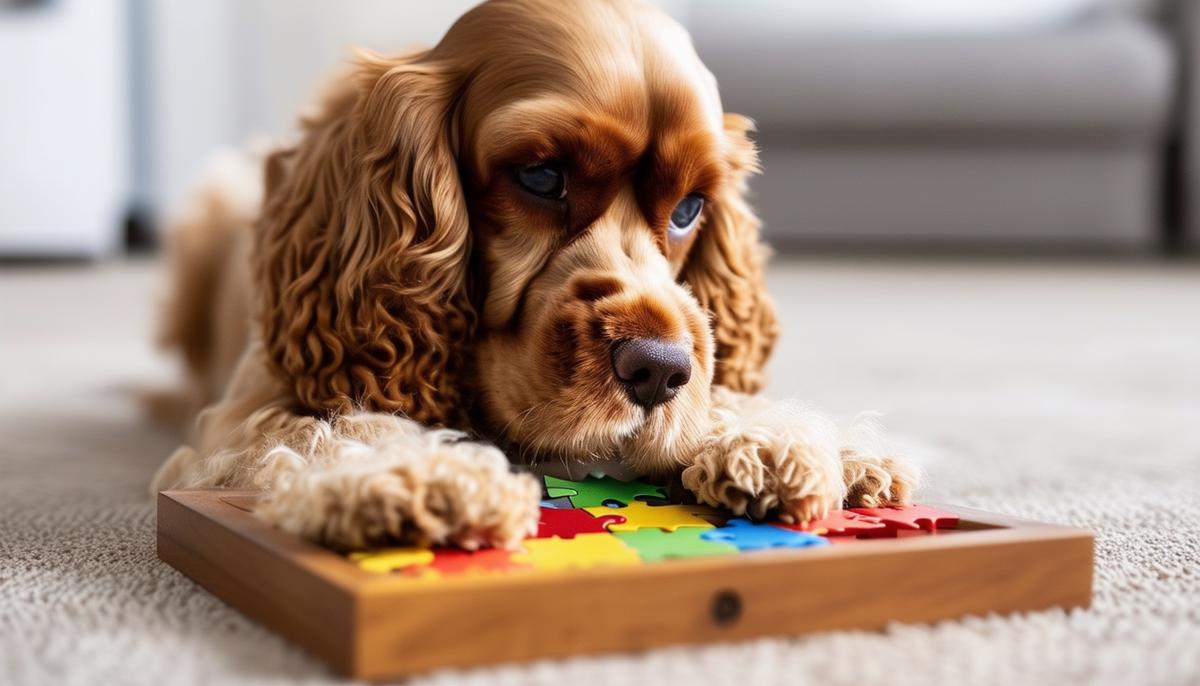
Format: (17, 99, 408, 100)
(3, 0, 1200, 255)
(3, 3, 1199, 684)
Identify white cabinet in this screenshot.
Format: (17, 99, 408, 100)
(0, 0, 130, 257)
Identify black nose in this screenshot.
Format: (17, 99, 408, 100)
(611, 338, 692, 409)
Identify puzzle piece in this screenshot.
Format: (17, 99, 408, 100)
(778, 509, 888, 537)
(349, 547, 434, 574)
(583, 500, 720, 532)
(510, 532, 641, 571)
(701, 519, 829, 551)
(615, 528, 738, 562)
(848, 504, 960, 532)
(536, 507, 626, 539)
(540, 496, 575, 510)
(420, 547, 531, 577)
(544, 475, 667, 508)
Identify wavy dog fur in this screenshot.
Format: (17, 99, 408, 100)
(154, 0, 916, 551)
(257, 55, 473, 427)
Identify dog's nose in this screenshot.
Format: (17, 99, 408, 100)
(611, 338, 692, 409)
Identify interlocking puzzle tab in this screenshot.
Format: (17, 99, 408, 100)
(349, 547, 435, 574)
(425, 547, 530, 578)
(544, 475, 668, 508)
(701, 519, 829, 552)
(512, 532, 641, 571)
(615, 528, 737, 562)
(583, 500, 720, 532)
(849, 505, 960, 532)
(779, 509, 887, 537)
(536, 507, 626, 539)
(348, 474, 961, 577)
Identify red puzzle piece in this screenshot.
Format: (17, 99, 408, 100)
(535, 507, 626, 539)
(424, 547, 529, 576)
(778, 509, 888, 537)
(848, 505, 960, 532)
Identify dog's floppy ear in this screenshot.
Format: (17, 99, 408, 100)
(680, 113, 779, 394)
(255, 50, 472, 426)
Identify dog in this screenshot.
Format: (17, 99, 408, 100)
(152, 0, 917, 551)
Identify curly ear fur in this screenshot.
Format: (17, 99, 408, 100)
(256, 51, 473, 426)
(681, 113, 779, 394)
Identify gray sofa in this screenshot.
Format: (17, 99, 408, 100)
(688, 2, 1186, 251)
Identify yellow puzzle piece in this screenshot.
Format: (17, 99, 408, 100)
(349, 547, 435, 575)
(583, 501, 721, 532)
(510, 532, 641, 571)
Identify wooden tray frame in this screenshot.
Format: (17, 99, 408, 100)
(157, 490, 1093, 680)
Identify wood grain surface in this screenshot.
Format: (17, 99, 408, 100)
(157, 490, 1093, 680)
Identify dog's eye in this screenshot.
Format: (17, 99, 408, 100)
(516, 163, 566, 199)
(668, 194, 704, 236)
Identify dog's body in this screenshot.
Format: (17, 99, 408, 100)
(153, 0, 916, 551)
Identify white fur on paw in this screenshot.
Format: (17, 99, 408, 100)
(843, 453, 921, 508)
(684, 400, 846, 523)
(682, 437, 766, 515)
(838, 414, 922, 508)
(255, 429, 540, 551)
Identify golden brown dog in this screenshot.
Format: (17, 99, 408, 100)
(153, 0, 916, 550)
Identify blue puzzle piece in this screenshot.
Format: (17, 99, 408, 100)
(540, 496, 575, 510)
(700, 518, 829, 551)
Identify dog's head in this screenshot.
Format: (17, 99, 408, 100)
(256, 0, 777, 476)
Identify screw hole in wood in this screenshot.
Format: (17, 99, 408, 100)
(710, 589, 742, 627)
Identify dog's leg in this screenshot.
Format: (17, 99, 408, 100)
(681, 388, 846, 523)
(839, 415, 920, 508)
(681, 389, 918, 522)
(153, 343, 541, 550)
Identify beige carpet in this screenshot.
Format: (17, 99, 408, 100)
(2, 257, 1198, 685)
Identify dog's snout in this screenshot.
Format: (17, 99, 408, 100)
(612, 338, 691, 409)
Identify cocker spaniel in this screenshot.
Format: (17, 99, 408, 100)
(153, 0, 917, 551)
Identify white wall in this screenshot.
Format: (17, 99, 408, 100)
(141, 1, 240, 223)
(142, 0, 690, 223)
(143, 0, 478, 220)
(0, 0, 130, 256)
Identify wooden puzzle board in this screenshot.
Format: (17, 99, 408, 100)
(157, 487, 1093, 680)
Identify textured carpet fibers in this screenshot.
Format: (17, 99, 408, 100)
(1, 258, 1198, 685)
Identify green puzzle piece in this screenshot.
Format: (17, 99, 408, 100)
(615, 528, 738, 563)
(544, 475, 667, 508)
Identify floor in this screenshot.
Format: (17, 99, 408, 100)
(1, 257, 1198, 685)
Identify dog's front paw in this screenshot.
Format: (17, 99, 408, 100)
(255, 432, 541, 551)
(842, 451, 920, 508)
(683, 405, 846, 523)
